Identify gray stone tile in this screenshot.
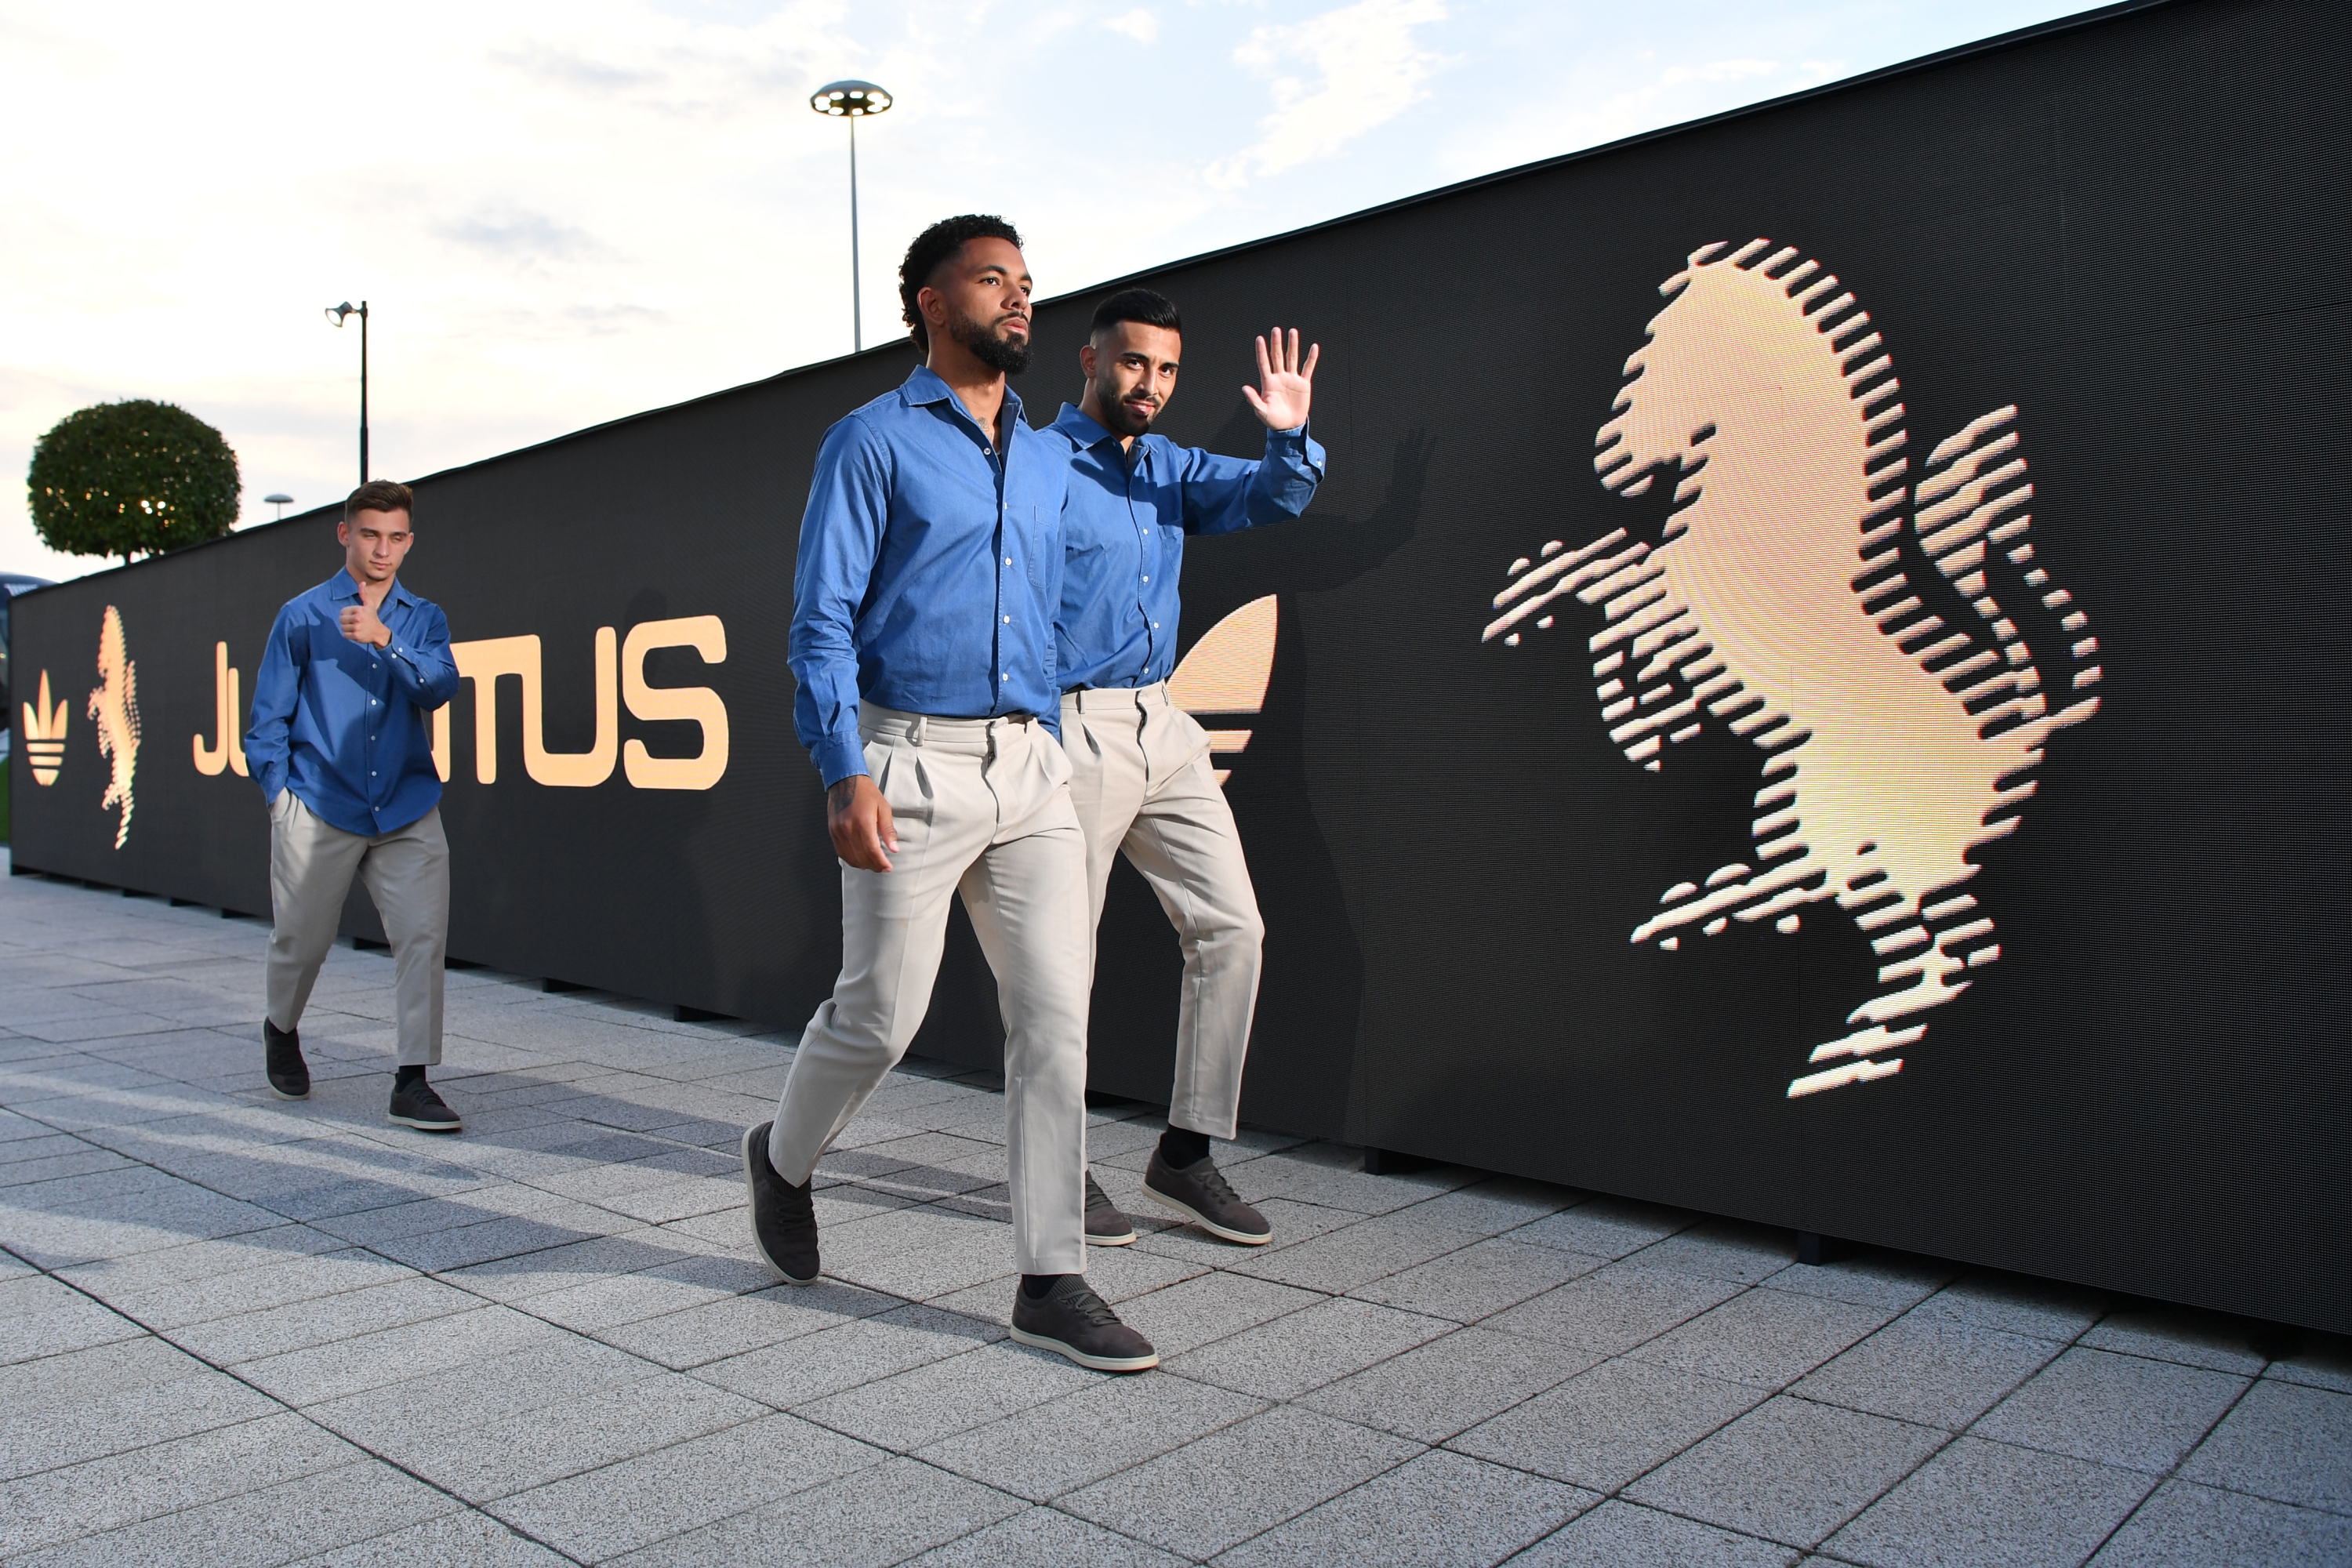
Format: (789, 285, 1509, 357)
(2091, 1478, 2352, 1566)
(1511, 1196, 1696, 1260)
(1509, 1499, 1799, 1566)
(1448, 1356, 1765, 1491)
(510, 1249, 774, 1333)
(172, 1273, 477, 1363)
(1114, 1269, 1326, 1359)
(1169, 1295, 1454, 1400)
(289, 1510, 572, 1566)
(0, 1346, 281, 1481)
(1219, 1144, 1475, 1215)
(1483, 1262, 1745, 1356)
(234, 1303, 575, 1406)
(2263, 1336, 2352, 1396)
(916, 1367, 1268, 1502)
(695, 1302, 1004, 1410)
(1299, 1325, 1599, 1444)
(1824, 1435, 2155, 1567)
(100, 1247, 418, 1332)
(1626, 1219, 1795, 1286)
(2177, 1377, 2352, 1513)
(1761, 1252, 1953, 1312)
(905, 1505, 1188, 1567)
(1224, 1212, 1483, 1294)
(816, 1203, 1022, 1301)
(488, 1412, 887, 1560)
(1131, 1196, 1360, 1268)
(1792, 1316, 2060, 1429)
(1629, 1284, 1893, 1391)
(594, 1278, 901, 1369)
(1624, 1394, 1947, 1548)
(437, 1227, 710, 1302)
(795, 1340, 1098, 1451)
(0, 1146, 135, 1186)
(1907, 1271, 2107, 1342)
(1396, 1176, 1579, 1237)
(1059, 1403, 1422, 1559)
(303, 1336, 661, 1452)
(0, 1274, 144, 1364)
(1214, 1448, 1597, 1566)
(611, 1454, 1025, 1568)
(2082, 1307, 2269, 1374)
(0, 1411, 360, 1557)
(1348, 1236, 1606, 1324)
(1975, 1346, 2250, 1474)
(54, 1223, 348, 1298)
(5, 1457, 456, 1568)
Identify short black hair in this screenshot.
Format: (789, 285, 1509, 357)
(898, 214, 1023, 354)
(1090, 287, 1181, 339)
(345, 479, 413, 520)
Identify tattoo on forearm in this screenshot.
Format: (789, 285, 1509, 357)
(827, 778, 859, 819)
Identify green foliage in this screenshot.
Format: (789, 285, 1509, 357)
(27, 400, 241, 563)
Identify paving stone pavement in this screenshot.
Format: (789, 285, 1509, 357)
(3, 849, 2348, 1566)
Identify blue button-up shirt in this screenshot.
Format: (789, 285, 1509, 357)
(243, 570, 459, 837)
(790, 366, 1069, 786)
(1047, 405, 1324, 690)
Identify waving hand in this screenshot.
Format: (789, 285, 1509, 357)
(1240, 325, 1319, 430)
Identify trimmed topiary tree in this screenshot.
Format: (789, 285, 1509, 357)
(27, 400, 241, 564)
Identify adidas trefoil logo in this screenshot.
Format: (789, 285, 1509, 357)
(20, 671, 67, 786)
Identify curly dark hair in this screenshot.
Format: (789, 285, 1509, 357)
(898, 214, 1024, 354)
(1089, 287, 1181, 339)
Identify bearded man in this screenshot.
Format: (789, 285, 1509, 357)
(741, 216, 1157, 1373)
(1045, 289, 1324, 1250)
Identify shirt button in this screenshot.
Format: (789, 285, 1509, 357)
(1004, 557, 1012, 566)
(1142, 575, 1149, 583)
(1001, 673, 1010, 682)
(1003, 615, 1011, 623)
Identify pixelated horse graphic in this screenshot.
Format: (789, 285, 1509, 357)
(87, 605, 141, 848)
(1483, 240, 2102, 1097)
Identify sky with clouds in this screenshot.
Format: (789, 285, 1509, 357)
(0, 0, 2095, 582)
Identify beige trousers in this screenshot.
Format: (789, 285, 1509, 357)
(265, 792, 449, 1067)
(1062, 683, 1264, 1142)
(768, 705, 1093, 1276)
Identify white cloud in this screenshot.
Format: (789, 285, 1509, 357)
(1103, 8, 1160, 42)
(1205, 0, 1450, 188)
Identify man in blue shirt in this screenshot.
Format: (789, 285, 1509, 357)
(1046, 289, 1324, 1251)
(244, 480, 463, 1131)
(742, 216, 1157, 1374)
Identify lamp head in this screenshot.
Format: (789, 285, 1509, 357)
(325, 302, 357, 327)
(263, 493, 293, 506)
(811, 80, 891, 118)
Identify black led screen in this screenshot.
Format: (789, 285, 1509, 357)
(13, 0, 2347, 1331)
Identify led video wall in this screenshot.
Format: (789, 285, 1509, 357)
(14, 0, 2347, 1330)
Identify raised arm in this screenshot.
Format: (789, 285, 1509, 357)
(383, 603, 458, 710)
(241, 604, 304, 801)
(1180, 325, 1327, 536)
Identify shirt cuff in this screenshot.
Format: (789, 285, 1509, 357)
(812, 734, 869, 789)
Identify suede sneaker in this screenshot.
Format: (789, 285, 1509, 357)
(742, 1121, 820, 1284)
(1142, 1148, 1272, 1245)
(263, 1020, 310, 1101)
(1011, 1276, 1158, 1372)
(387, 1076, 460, 1133)
(1084, 1171, 1137, 1246)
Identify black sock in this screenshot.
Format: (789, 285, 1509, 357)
(394, 1065, 426, 1091)
(1159, 1127, 1211, 1168)
(1020, 1273, 1062, 1300)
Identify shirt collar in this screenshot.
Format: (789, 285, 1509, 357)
(327, 568, 415, 609)
(1051, 404, 1123, 452)
(900, 364, 1025, 431)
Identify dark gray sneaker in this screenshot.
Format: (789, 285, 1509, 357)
(1084, 1171, 1136, 1246)
(387, 1076, 460, 1132)
(742, 1121, 819, 1284)
(263, 1020, 309, 1101)
(1011, 1276, 1159, 1372)
(1142, 1149, 1272, 1245)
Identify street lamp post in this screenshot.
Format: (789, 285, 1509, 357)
(809, 82, 893, 351)
(263, 493, 294, 522)
(325, 300, 369, 485)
